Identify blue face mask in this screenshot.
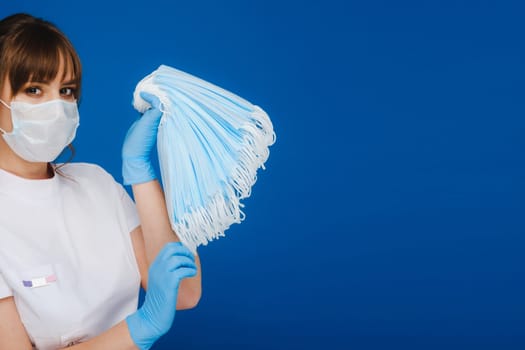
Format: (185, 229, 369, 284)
(0, 98, 80, 162)
(132, 65, 275, 253)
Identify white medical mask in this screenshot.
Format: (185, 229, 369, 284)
(0, 98, 80, 162)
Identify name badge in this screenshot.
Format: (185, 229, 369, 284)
(22, 274, 57, 288)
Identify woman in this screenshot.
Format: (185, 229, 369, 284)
(0, 13, 202, 350)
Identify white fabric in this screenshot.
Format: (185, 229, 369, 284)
(0, 163, 141, 349)
(0, 272, 12, 297)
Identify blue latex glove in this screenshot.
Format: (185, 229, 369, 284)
(122, 92, 163, 185)
(126, 242, 197, 350)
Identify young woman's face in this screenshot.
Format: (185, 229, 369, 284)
(0, 58, 78, 133)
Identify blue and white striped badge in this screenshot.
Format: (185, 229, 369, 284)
(22, 274, 57, 288)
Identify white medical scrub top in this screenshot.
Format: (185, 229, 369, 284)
(0, 163, 142, 349)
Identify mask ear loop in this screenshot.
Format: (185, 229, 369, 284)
(0, 99, 10, 110)
(0, 99, 11, 134)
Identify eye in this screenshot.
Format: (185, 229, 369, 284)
(60, 87, 76, 98)
(24, 86, 42, 96)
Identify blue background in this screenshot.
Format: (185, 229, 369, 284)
(2, 1, 525, 349)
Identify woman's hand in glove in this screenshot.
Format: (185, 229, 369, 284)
(122, 92, 162, 185)
(126, 242, 197, 350)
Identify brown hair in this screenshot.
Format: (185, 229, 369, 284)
(0, 13, 82, 99)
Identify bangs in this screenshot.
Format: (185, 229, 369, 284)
(5, 21, 81, 97)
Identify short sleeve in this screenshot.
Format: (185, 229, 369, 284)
(0, 272, 13, 299)
(116, 183, 141, 234)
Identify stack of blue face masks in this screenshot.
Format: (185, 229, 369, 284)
(133, 65, 276, 253)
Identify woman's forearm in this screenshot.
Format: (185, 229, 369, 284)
(132, 180, 202, 306)
(132, 180, 176, 264)
(61, 320, 137, 350)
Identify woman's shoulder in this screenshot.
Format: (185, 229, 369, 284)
(55, 162, 120, 185)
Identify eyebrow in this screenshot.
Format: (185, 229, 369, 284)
(62, 79, 77, 85)
(25, 79, 77, 85)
